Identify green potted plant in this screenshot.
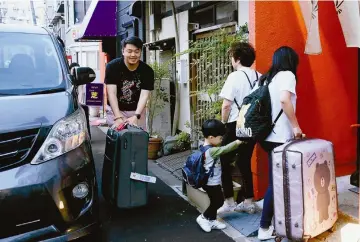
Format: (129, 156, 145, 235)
(174, 131, 191, 152)
(147, 62, 170, 159)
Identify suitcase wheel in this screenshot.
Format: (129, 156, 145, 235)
(275, 237, 283, 242)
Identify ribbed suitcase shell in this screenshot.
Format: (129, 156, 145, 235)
(102, 126, 149, 208)
(272, 138, 338, 241)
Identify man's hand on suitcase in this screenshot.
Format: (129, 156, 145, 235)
(112, 117, 125, 129)
(126, 115, 138, 127)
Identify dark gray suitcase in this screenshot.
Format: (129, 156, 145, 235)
(102, 125, 149, 208)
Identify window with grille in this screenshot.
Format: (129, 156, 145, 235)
(189, 24, 239, 139)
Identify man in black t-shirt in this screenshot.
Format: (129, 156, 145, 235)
(105, 36, 154, 130)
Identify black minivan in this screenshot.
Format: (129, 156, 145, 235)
(0, 24, 99, 241)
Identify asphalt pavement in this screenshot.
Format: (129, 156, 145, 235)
(88, 126, 234, 242)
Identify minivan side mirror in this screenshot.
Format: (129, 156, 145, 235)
(72, 67, 96, 86)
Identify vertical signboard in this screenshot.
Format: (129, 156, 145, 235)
(85, 83, 104, 107)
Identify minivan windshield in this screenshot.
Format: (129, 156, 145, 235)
(0, 32, 64, 95)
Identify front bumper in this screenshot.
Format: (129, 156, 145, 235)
(2, 221, 98, 242)
(0, 142, 99, 241)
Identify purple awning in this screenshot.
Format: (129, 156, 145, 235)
(75, 0, 116, 41)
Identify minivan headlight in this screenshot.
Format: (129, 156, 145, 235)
(31, 108, 88, 165)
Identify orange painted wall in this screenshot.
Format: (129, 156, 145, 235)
(251, 1, 358, 198)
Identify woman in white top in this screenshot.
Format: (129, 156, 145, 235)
(257, 46, 303, 241)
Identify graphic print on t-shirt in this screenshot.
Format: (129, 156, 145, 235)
(119, 73, 141, 105)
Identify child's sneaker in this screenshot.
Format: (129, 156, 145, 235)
(235, 201, 257, 214)
(210, 220, 226, 230)
(196, 215, 211, 232)
(217, 202, 236, 214)
(257, 225, 276, 240)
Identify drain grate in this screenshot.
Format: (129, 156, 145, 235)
(219, 212, 262, 237)
(156, 150, 192, 180)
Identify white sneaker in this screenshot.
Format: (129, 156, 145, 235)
(217, 203, 236, 214)
(196, 215, 211, 232)
(210, 220, 226, 230)
(235, 201, 257, 214)
(257, 225, 276, 240)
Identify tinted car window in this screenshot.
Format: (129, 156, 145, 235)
(0, 32, 64, 94)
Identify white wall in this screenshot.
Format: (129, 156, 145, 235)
(147, 48, 173, 138)
(238, 0, 249, 27)
(156, 11, 191, 133)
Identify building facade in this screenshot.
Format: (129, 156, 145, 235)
(0, 0, 46, 26)
(143, 1, 244, 139)
(45, 0, 65, 42)
(64, 0, 101, 79)
(63, 0, 106, 114)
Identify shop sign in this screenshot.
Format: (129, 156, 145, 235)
(85, 83, 104, 107)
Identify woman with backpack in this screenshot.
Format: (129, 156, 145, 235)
(256, 46, 303, 240)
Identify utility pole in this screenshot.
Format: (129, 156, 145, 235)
(30, 0, 36, 25)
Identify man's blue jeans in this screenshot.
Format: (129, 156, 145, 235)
(259, 141, 283, 229)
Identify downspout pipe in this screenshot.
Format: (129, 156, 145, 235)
(171, 1, 180, 136)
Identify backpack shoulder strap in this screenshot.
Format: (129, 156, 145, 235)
(233, 70, 252, 110)
(199, 145, 217, 176)
(199, 145, 212, 154)
(199, 145, 213, 166)
(254, 71, 259, 87)
(234, 98, 240, 110)
(273, 110, 283, 125)
(241, 70, 253, 89)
